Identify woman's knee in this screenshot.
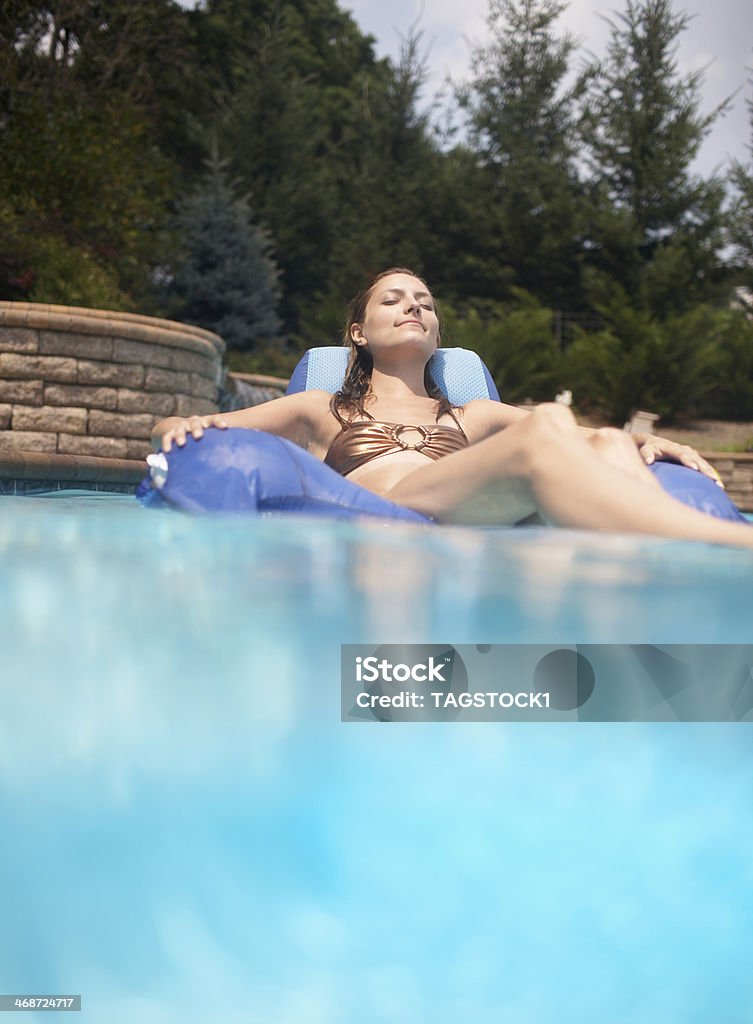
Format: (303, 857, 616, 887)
(479, 402, 581, 480)
(500, 402, 578, 451)
(528, 402, 578, 433)
(588, 427, 641, 459)
(586, 426, 658, 482)
(501, 402, 579, 475)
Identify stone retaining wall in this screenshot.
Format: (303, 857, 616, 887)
(705, 451, 753, 513)
(0, 302, 224, 461)
(221, 370, 287, 411)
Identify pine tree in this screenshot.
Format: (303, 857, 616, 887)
(166, 158, 281, 350)
(456, 0, 586, 307)
(580, 0, 730, 314)
(728, 73, 753, 291)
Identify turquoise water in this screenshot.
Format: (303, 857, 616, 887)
(1, 491, 753, 1022)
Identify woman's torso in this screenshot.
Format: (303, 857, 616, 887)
(306, 392, 477, 495)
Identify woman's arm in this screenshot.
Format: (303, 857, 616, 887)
(152, 389, 330, 452)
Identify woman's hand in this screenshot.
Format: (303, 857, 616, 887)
(635, 433, 725, 488)
(160, 414, 229, 452)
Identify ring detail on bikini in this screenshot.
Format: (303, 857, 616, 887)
(392, 425, 431, 451)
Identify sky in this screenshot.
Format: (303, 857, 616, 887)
(341, 0, 752, 177)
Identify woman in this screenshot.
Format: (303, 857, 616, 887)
(152, 268, 752, 546)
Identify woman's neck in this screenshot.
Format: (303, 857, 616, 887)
(368, 365, 428, 400)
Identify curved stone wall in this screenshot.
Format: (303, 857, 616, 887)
(0, 302, 224, 460)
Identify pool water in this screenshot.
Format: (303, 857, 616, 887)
(1, 491, 752, 1022)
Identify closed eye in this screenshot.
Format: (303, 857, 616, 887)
(379, 292, 434, 310)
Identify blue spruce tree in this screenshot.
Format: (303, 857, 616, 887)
(168, 159, 281, 349)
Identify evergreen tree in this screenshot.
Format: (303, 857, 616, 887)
(728, 73, 753, 290)
(456, 0, 586, 308)
(561, 296, 724, 421)
(295, 25, 445, 345)
(580, 0, 730, 315)
(165, 158, 281, 349)
(443, 291, 563, 401)
(331, 26, 438, 281)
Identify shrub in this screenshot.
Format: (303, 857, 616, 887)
(701, 310, 753, 419)
(562, 296, 726, 422)
(442, 292, 563, 402)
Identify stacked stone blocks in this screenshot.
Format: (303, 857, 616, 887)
(708, 452, 753, 514)
(0, 303, 224, 461)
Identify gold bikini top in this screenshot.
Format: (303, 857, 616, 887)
(324, 419, 469, 477)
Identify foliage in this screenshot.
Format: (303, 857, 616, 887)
(562, 294, 731, 422)
(443, 291, 563, 402)
(701, 311, 753, 420)
(292, 289, 350, 351)
(417, 147, 515, 308)
(579, 0, 730, 315)
(163, 158, 281, 349)
(0, 1, 180, 307)
(456, 0, 587, 308)
(0, 96, 173, 307)
(0, 0, 749, 422)
(208, 0, 413, 329)
(0, 199, 126, 307)
(728, 75, 753, 288)
(225, 344, 303, 379)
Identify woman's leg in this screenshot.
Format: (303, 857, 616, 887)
(385, 404, 753, 546)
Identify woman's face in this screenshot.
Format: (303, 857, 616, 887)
(351, 272, 440, 356)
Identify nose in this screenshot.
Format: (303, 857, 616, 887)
(404, 297, 421, 316)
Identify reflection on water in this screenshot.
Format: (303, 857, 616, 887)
(1, 494, 752, 1022)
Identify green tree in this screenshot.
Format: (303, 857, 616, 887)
(704, 311, 753, 419)
(164, 158, 281, 350)
(728, 72, 753, 290)
(294, 24, 455, 342)
(202, 0, 487, 338)
(579, 0, 730, 315)
(443, 291, 563, 401)
(0, 0, 191, 307)
(456, 0, 587, 308)
(327, 26, 441, 290)
(562, 290, 725, 422)
(207, 0, 399, 330)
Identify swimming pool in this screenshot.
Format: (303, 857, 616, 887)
(1, 491, 752, 1022)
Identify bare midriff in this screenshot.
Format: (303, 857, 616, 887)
(343, 449, 442, 495)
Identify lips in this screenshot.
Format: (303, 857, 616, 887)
(397, 319, 424, 329)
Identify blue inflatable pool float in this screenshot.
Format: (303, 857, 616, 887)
(137, 346, 748, 525)
(138, 429, 430, 522)
(137, 427, 746, 525)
